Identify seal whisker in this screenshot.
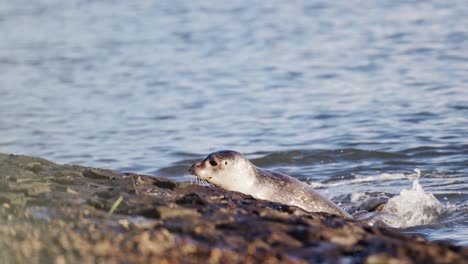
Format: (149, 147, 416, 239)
(183, 172, 197, 184)
(199, 176, 214, 187)
(186, 172, 213, 187)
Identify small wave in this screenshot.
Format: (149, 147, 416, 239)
(308, 172, 407, 188)
(250, 148, 407, 168)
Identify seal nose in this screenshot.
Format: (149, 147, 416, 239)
(188, 164, 195, 174)
(188, 162, 201, 174)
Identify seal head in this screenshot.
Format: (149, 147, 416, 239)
(189, 150, 353, 219)
(189, 150, 257, 194)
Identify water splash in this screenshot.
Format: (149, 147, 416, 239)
(365, 169, 449, 228)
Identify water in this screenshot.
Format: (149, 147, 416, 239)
(1, 1, 467, 245)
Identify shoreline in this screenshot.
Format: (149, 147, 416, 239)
(0, 153, 466, 263)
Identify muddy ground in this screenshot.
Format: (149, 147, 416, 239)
(0, 153, 466, 263)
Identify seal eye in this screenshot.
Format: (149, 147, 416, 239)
(224, 161, 228, 165)
(209, 159, 217, 166)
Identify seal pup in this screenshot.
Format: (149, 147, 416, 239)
(189, 150, 353, 219)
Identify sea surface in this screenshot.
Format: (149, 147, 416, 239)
(0, 1, 467, 245)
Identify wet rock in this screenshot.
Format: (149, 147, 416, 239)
(0, 153, 466, 264)
(82, 169, 118, 180)
(176, 193, 207, 205)
(153, 178, 177, 190)
(157, 206, 200, 219)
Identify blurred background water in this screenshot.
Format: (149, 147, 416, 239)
(0, 1, 467, 245)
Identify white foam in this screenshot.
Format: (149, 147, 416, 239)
(308, 182, 327, 188)
(350, 192, 367, 203)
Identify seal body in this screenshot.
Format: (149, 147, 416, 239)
(189, 150, 353, 219)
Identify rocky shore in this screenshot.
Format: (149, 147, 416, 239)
(0, 153, 466, 263)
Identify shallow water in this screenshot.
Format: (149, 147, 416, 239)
(0, 1, 467, 245)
